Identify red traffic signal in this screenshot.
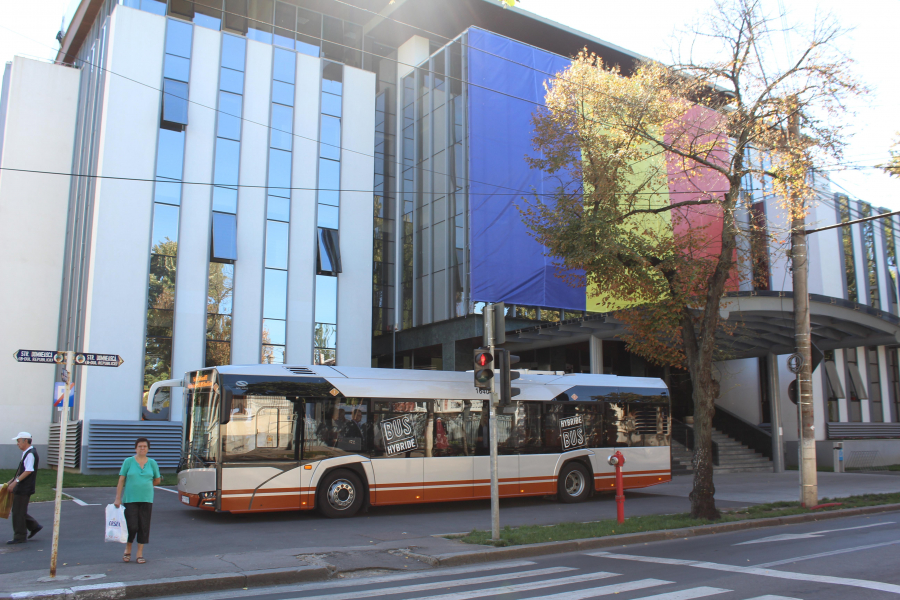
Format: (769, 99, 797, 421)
(473, 349, 494, 390)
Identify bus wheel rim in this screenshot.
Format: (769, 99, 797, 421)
(327, 479, 355, 510)
(565, 470, 584, 496)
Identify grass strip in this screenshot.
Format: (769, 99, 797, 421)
(1, 469, 123, 502)
(460, 492, 900, 546)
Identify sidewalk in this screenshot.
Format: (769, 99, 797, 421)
(1, 471, 896, 598)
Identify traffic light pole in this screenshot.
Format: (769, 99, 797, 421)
(483, 304, 501, 541)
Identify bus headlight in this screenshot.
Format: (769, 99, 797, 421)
(199, 491, 216, 506)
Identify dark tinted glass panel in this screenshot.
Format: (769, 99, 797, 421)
(211, 211, 238, 262)
(322, 16, 344, 63)
(272, 80, 293, 106)
(263, 318, 286, 345)
(248, 0, 274, 41)
(273, 47, 296, 84)
(270, 104, 293, 151)
(221, 34, 247, 71)
(220, 67, 244, 94)
(165, 19, 193, 58)
(147, 308, 174, 338)
(151, 203, 180, 251)
(304, 398, 367, 459)
(273, 1, 295, 49)
(319, 114, 340, 160)
(316, 227, 341, 275)
(214, 138, 241, 188)
(322, 63, 342, 91)
(164, 54, 190, 82)
(213, 186, 238, 214)
(223, 0, 248, 34)
(162, 79, 189, 126)
(315, 275, 337, 323)
(263, 269, 288, 319)
(296, 7, 321, 56)
(217, 91, 242, 140)
(194, 0, 223, 30)
(265, 220, 289, 269)
(156, 129, 185, 180)
(268, 148, 292, 196)
(168, 0, 194, 19)
(142, 0, 167, 16)
(267, 195, 290, 222)
(317, 204, 338, 229)
(154, 179, 182, 206)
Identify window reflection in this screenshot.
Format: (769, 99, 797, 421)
(217, 91, 242, 140)
(270, 108, 293, 151)
(164, 54, 190, 82)
(272, 47, 296, 83)
(267, 195, 290, 222)
(315, 275, 337, 324)
(263, 269, 288, 319)
(151, 203, 180, 249)
(156, 129, 185, 180)
(272, 80, 293, 106)
(265, 221, 289, 269)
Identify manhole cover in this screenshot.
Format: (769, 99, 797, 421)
(73, 574, 106, 581)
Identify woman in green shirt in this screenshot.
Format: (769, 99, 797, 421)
(114, 438, 160, 564)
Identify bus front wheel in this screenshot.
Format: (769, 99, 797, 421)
(557, 462, 591, 503)
(317, 469, 364, 518)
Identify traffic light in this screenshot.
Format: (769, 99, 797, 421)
(473, 348, 494, 390)
(497, 349, 521, 407)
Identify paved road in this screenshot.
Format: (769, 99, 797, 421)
(161, 512, 900, 600)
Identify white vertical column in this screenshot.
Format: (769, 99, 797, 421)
(285, 53, 320, 365)
(230, 40, 272, 365)
(172, 26, 220, 389)
(811, 363, 826, 441)
(834, 349, 849, 421)
(336, 66, 376, 367)
(589, 335, 603, 374)
(857, 346, 871, 422)
(878, 345, 892, 423)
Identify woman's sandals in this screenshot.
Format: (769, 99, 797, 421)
(123, 553, 131, 563)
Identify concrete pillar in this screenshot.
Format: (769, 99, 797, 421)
(589, 335, 603, 374)
(442, 340, 456, 372)
(835, 349, 849, 421)
(878, 346, 893, 423)
(858, 347, 871, 422)
(767, 353, 785, 473)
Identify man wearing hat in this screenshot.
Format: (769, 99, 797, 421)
(7, 432, 42, 544)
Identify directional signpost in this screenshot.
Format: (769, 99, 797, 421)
(14, 349, 123, 577)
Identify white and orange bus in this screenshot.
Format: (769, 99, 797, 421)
(172, 364, 671, 517)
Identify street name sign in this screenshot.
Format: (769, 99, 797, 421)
(13, 349, 64, 364)
(75, 353, 124, 367)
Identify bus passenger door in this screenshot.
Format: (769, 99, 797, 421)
(424, 401, 473, 501)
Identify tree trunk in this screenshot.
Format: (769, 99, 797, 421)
(688, 362, 720, 520)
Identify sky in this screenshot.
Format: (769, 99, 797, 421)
(2, 0, 898, 207)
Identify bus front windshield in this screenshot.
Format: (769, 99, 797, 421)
(184, 371, 220, 468)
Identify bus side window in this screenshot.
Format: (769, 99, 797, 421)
(514, 402, 543, 453)
(430, 400, 470, 457)
(303, 397, 370, 460)
(222, 395, 298, 461)
(371, 400, 426, 458)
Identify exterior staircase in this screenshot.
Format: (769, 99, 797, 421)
(671, 426, 772, 474)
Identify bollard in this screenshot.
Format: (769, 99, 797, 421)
(833, 442, 844, 473)
(607, 451, 626, 524)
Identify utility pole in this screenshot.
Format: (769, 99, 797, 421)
(789, 109, 818, 507)
(482, 303, 501, 541)
(50, 350, 73, 577)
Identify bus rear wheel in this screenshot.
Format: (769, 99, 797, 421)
(317, 469, 364, 518)
(557, 462, 591, 503)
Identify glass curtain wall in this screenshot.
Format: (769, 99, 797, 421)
(56, 0, 117, 423)
(314, 62, 343, 365)
(142, 19, 192, 417)
(883, 215, 899, 314)
(860, 203, 880, 309)
(836, 194, 858, 303)
(205, 34, 246, 367)
(400, 36, 468, 330)
(134, 0, 362, 65)
(262, 48, 296, 364)
(372, 41, 398, 343)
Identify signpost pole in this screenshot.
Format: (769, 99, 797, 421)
(49, 350, 73, 577)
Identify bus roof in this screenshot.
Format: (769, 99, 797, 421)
(201, 364, 668, 402)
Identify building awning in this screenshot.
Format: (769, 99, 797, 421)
(504, 291, 900, 359)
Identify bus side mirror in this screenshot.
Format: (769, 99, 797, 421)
(220, 389, 233, 425)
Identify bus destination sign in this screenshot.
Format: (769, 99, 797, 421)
(559, 414, 587, 450)
(381, 415, 418, 455)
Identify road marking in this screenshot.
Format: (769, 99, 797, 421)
(628, 588, 731, 600)
(405, 574, 660, 600)
(744, 596, 803, 600)
(589, 551, 900, 594)
(60, 493, 100, 507)
(286, 566, 579, 600)
(154, 486, 178, 494)
(735, 521, 893, 545)
(754, 539, 900, 567)
(161, 561, 541, 600)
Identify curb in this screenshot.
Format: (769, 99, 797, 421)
(422, 503, 900, 567)
(1, 565, 333, 600)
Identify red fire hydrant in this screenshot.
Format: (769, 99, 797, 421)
(607, 451, 626, 524)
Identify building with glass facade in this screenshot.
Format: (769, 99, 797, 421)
(1, 0, 899, 470)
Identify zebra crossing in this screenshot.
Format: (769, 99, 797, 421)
(171, 558, 804, 600)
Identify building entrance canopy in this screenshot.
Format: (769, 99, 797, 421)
(505, 292, 900, 359)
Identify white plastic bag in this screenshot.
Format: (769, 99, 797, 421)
(105, 504, 127, 543)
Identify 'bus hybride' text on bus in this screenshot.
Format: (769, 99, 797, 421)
(381, 415, 418, 455)
(559, 414, 587, 450)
